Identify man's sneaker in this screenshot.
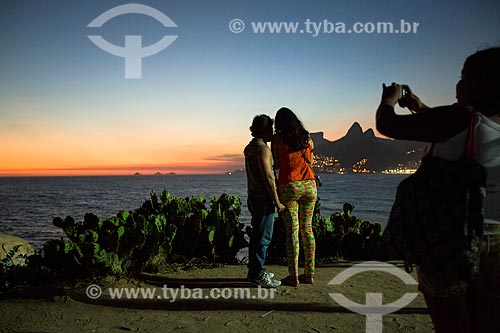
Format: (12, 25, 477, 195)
(247, 271, 274, 281)
(251, 272, 281, 288)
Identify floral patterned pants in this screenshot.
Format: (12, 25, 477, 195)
(278, 180, 317, 277)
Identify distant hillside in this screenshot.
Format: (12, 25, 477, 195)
(310, 132, 331, 147)
(312, 122, 427, 171)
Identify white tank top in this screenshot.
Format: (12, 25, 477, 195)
(433, 113, 500, 224)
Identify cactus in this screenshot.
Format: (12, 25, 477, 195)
(46, 189, 248, 276)
(268, 201, 383, 262)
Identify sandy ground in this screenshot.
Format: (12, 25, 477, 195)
(0, 262, 434, 332)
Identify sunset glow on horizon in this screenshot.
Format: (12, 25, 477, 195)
(1, 0, 499, 176)
(0, 117, 356, 176)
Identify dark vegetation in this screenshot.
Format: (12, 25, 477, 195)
(1, 190, 382, 290)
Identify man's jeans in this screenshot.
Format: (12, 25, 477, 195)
(247, 196, 275, 279)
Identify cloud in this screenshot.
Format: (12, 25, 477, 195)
(204, 154, 244, 163)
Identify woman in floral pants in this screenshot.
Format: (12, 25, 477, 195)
(272, 107, 318, 286)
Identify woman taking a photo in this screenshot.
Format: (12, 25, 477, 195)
(376, 47, 500, 332)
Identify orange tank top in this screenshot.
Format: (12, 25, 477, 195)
(277, 144, 315, 185)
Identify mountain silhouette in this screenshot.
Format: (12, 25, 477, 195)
(310, 132, 331, 147)
(313, 123, 427, 171)
(345, 122, 363, 137)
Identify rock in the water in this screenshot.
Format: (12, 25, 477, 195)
(0, 234, 35, 266)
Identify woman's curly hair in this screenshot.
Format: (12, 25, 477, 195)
(274, 107, 310, 152)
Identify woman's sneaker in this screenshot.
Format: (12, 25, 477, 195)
(251, 272, 281, 288)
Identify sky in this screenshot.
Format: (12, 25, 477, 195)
(0, 0, 499, 175)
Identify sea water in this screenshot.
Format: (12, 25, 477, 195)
(0, 174, 406, 250)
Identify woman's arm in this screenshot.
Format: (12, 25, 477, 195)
(308, 137, 315, 164)
(376, 83, 472, 142)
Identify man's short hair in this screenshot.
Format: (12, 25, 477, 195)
(250, 114, 273, 137)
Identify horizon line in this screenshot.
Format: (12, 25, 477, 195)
(0, 164, 246, 177)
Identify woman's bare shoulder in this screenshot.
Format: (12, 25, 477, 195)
(308, 136, 314, 150)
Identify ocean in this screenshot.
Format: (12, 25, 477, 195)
(0, 174, 406, 250)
